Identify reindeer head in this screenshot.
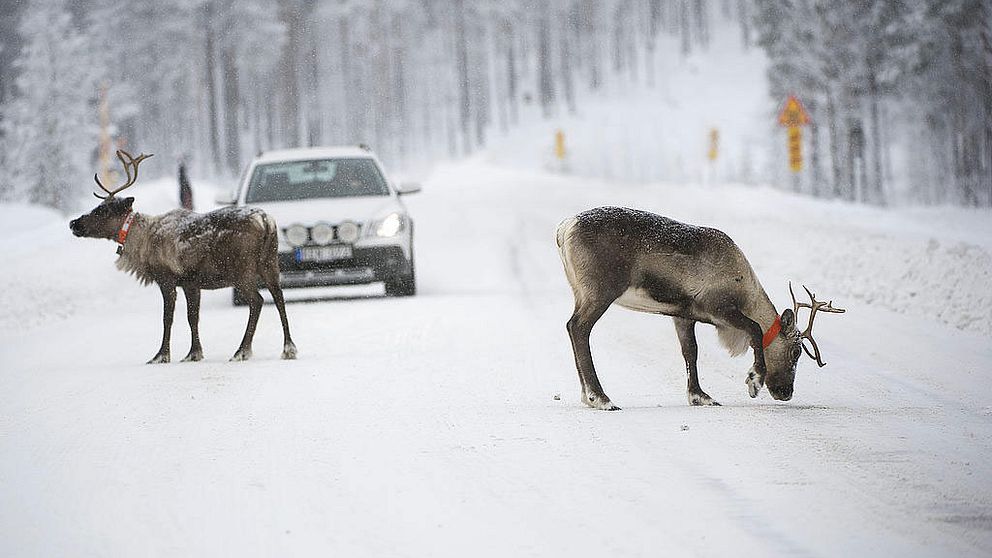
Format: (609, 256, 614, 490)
(763, 283, 845, 400)
(69, 150, 152, 240)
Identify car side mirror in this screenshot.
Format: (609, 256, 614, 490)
(396, 182, 422, 195)
(215, 190, 237, 205)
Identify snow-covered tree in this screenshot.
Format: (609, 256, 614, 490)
(0, 0, 99, 211)
(7, 0, 984, 207)
(754, 0, 991, 206)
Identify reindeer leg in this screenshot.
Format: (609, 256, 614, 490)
(263, 268, 296, 360)
(719, 307, 767, 398)
(231, 285, 262, 362)
(567, 297, 621, 411)
(181, 286, 203, 362)
(673, 318, 720, 406)
(148, 282, 176, 364)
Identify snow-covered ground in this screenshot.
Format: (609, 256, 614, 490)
(2, 157, 992, 557)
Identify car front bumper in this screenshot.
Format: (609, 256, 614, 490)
(277, 245, 412, 288)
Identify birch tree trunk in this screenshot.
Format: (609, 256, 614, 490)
(538, 4, 556, 117)
(868, 71, 885, 205)
(826, 92, 843, 198)
(221, 44, 241, 175)
(278, 0, 302, 148)
(455, 0, 471, 153)
(203, 3, 221, 173)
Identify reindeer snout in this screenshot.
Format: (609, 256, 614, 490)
(69, 218, 84, 236)
(770, 387, 794, 401)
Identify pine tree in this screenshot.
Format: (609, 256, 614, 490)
(0, 0, 99, 211)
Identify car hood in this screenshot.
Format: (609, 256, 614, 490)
(245, 196, 405, 227)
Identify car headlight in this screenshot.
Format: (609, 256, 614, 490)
(337, 220, 361, 243)
(375, 212, 404, 237)
(310, 223, 334, 245)
(284, 224, 308, 247)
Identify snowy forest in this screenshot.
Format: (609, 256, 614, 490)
(0, 0, 990, 210)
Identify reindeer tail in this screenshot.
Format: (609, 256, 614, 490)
(259, 212, 280, 269)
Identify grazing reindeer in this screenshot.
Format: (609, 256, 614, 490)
(70, 150, 297, 363)
(556, 207, 844, 409)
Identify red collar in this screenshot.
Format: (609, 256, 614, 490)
(116, 211, 135, 254)
(762, 315, 782, 349)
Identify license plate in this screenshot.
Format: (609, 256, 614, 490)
(295, 245, 353, 263)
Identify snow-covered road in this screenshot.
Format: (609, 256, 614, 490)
(2, 160, 991, 557)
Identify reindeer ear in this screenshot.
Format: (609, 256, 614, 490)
(780, 308, 796, 332)
(123, 196, 134, 209)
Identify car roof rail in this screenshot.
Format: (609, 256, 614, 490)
(358, 143, 373, 152)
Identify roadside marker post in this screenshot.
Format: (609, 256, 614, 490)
(707, 128, 719, 162)
(553, 129, 569, 173)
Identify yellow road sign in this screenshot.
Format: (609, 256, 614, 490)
(779, 95, 809, 173)
(778, 95, 811, 128)
(788, 126, 802, 173)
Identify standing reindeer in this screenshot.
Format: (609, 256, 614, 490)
(556, 207, 844, 409)
(70, 150, 297, 363)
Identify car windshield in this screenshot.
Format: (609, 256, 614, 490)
(246, 158, 389, 202)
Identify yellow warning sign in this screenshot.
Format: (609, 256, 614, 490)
(778, 95, 811, 128)
(778, 95, 810, 173)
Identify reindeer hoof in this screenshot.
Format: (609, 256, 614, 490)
(147, 353, 170, 364)
(688, 392, 721, 406)
(229, 349, 252, 362)
(181, 351, 203, 362)
(281, 343, 297, 360)
(583, 394, 622, 411)
(746, 372, 763, 398)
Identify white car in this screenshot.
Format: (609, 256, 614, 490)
(222, 146, 420, 300)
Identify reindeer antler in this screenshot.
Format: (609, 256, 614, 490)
(790, 282, 846, 367)
(93, 149, 154, 199)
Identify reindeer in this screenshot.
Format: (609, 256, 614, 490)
(556, 207, 844, 409)
(70, 150, 297, 363)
